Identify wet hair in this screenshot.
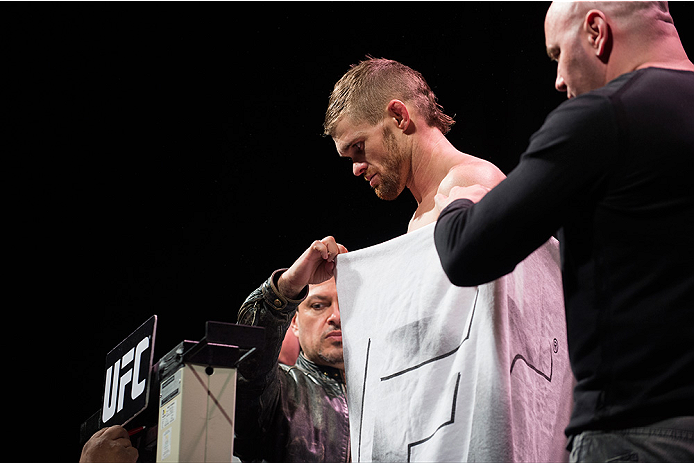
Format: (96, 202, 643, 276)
(323, 57, 454, 137)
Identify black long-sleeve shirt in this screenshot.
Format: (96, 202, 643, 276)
(435, 68, 694, 435)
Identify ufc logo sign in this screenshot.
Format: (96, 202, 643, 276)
(101, 316, 157, 426)
(102, 335, 150, 422)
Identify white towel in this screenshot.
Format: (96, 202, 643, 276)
(335, 223, 573, 462)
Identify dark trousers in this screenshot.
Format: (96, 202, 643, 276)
(569, 417, 694, 462)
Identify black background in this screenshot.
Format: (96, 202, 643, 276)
(6, 2, 691, 456)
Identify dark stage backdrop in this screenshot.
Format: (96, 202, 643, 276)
(8, 2, 691, 456)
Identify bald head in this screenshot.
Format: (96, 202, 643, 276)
(544, 1, 691, 98)
(546, 2, 673, 37)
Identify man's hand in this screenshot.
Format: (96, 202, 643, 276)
(80, 426, 138, 463)
(434, 184, 491, 212)
(278, 236, 348, 299)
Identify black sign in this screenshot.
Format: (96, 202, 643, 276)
(101, 315, 157, 427)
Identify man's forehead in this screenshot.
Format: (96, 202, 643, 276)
(544, 3, 568, 50)
(546, 1, 577, 30)
(308, 278, 337, 295)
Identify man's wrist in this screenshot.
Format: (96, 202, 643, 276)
(277, 269, 307, 300)
(262, 269, 308, 312)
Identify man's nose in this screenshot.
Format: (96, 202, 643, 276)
(353, 161, 368, 177)
(555, 73, 567, 93)
(327, 306, 341, 327)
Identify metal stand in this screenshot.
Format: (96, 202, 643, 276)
(157, 359, 237, 461)
(155, 322, 263, 463)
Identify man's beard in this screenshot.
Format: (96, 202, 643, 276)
(372, 126, 408, 201)
(318, 346, 344, 365)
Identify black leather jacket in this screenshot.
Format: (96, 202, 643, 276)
(233, 270, 350, 463)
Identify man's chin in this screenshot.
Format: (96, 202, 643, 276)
(318, 350, 344, 366)
(374, 184, 403, 201)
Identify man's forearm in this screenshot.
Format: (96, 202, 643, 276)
(434, 197, 525, 286)
(234, 269, 308, 459)
(236, 269, 308, 381)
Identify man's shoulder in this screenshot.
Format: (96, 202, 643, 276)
(437, 157, 506, 196)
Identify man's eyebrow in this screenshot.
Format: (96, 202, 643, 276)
(306, 295, 331, 303)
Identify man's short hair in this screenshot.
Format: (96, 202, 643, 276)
(323, 57, 455, 137)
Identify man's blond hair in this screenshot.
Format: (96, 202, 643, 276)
(323, 58, 455, 137)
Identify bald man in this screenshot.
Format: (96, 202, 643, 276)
(435, 2, 694, 461)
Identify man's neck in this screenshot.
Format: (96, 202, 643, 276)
(298, 352, 345, 382)
(613, 30, 694, 81)
(406, 129, 463, 206)
(404, 127, 506, 233)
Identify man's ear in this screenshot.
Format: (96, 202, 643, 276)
(290, 312, 299, 337)
(584, 9, 611, 62)
(386, 99, 411, 132)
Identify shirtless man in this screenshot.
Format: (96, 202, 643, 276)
(324, 58, 573, 462)
(323, 58, 506, 232)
